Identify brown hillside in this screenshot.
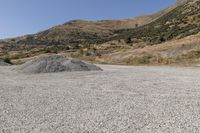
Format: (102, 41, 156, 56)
(94, 33, 200, 65)
(0, 0, 196, 66)
(0, 0, 183, 51)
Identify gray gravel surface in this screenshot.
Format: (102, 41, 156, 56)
(0, 65, 200, 133)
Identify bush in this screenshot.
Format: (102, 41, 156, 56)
(156, 36, 166, 44)
(45, 49, 51, 53)
(3, 57, 12, 64)
(126, 37, 132, 44)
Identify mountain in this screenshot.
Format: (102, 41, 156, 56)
(97, 0, 200, 65)
(0, 17, 150, 51)
(112, 0, 200, 44)
(1, 0, 199, 65)
(0, 0, 183, 51)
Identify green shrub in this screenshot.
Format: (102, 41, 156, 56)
(126, 37, 132, 44)
(3, 57, 12, 64)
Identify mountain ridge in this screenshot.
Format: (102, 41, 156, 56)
(112, 0, 200, 43)
(0, 0, 184, 48)
(1, 0, 199, 66)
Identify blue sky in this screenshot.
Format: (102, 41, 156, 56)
(0, 0, 176, 39)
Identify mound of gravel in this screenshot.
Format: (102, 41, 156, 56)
(0, 60, 11, 66)
(16, 55, 102, 73)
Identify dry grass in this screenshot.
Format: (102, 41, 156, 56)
(95, 33, 200, 65)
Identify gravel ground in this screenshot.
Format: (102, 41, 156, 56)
(0, 65, 200, 133)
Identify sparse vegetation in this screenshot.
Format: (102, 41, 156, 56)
(112, 0, 200, 44)
(0, 0, 199, 66)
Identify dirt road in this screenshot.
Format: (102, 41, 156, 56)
(0, 65, 200, 132)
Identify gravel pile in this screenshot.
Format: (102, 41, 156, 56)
(16, 55, 102, 73)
